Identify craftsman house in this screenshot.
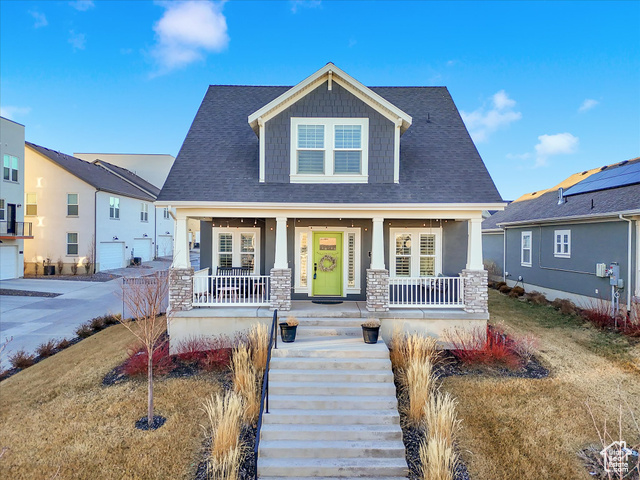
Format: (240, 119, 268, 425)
(157, 63, 504, 344)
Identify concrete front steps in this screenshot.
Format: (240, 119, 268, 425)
(257, 329, 407, 479)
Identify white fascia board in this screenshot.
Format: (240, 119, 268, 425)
(247, 63, 412, 133)
(497, 209, 640, 227)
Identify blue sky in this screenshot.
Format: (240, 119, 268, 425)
(1, 0, 638, 200)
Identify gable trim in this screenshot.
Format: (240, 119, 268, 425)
(248, 63, 412, 133)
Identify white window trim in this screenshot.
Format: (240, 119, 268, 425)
(25, 193, 37, 216)
(294, 226, 361, 295)
(554, 229, 571, 258)
(388, 228, 443, 278)
(66, 232, 79, 256)
(163, 207, 170, 219)
(67, 193, 79, 217)
(3, 154, 19, 183)
(290, 117, 369, 183)
(521, 231, 532, 267)
(0, 198, 5, 221)
(140, 203, 149, 223)
(211, 227, 261, 275)
(109, 196, 120, 220)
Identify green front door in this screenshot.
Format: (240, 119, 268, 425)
(312, 232, 343, 296)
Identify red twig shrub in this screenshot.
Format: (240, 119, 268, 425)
(174, 335, 239, 370)
(444, 325, 525, 370)
(123, 342, 173, 377)
(56, 338, 72, 350)
(200, 347, 233, 371)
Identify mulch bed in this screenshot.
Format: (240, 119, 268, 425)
(135, 415, 167, 431)
(436, 350, 550, 380)
(0, 288, 60, 297)
(0, 337, 83, 382)
(23, 272, 120, 282)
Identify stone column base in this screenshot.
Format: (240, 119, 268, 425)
(366, 269, 389, 312)
(461, 269, 488, 314)
(270, 268, 291, 311)
(169, 267, 194, 312)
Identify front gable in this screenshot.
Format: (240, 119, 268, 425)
(250, 63, 411, 185)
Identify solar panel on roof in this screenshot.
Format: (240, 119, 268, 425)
(564, 161, 640, 196)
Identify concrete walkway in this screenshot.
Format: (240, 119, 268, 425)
(0, 255, 196, 360)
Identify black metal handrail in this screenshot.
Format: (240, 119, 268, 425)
(254, 309, 278, 478)
(0, 221, 32, 237)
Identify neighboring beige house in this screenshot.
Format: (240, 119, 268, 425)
(0, 117, 33, 279)
(24, 143, 174, 273)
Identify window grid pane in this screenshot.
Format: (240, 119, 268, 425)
(334, 151, 361, 174)
(300, 233, 308, 287)
(219, 233, 232, 253)
(348, 233, 356, 287)
(335, 125, 361, 149)
(420, 257, 435, 276)
(241, 253, 254, 270)
(219, 254, 232, 268)
(297, 151, 324, 174)
(298, 125, 324, 148)
(68, 205, 79, 216)
(395, 256, 410, 277)
(420, 234, 435, 255)
(395, 234, 411, 256)
(240, 233, 255, 253)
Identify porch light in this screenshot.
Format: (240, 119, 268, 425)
(113, 236, 118, 240)
(165, 231, 170, 234)
(143, 233, 148, 237)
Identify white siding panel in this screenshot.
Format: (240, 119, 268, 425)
(132, 238, 152, 262)
(99, 242, 125, 271)
(0, 245, 19, 280)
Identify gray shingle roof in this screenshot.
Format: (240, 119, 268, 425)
(158, 85, 503, 204)
(483, 160, 640, 230)
(26, 142, 156, 202)
(92, 159, 161, 197)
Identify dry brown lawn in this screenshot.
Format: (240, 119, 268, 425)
(0, 325, 222, 479)
(444, 290, 640, 480)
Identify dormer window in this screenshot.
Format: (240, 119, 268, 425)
(290, 118, 369, 183)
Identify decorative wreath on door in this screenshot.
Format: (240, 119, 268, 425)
(318, 254, 337, 272)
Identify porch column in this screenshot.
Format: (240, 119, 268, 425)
(271, 216, 291, 311)
(173, 214, 191, 269)
(466, 218, 484, 270)
(367, 217, 389, 312)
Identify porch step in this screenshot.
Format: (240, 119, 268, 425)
(268, 369, 394, 383)
(262, 409, 400, 425)
(257, 457, 408, 477)
(269, 381, 396, 396)
(296, 326, 362, 337)
(296, 317, 366, 327)
(270, 357, 392, 371)
(272, 336, 388, 358)
(266, 394, 398, 410)
(258, 440, 406, 458)
(259, 424, 403, 442)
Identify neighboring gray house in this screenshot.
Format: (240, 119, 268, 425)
(157, 63, 505, 344)
(483, 158, 640, 311)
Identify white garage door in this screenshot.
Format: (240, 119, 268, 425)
(99, 242, 125, 271)
(133, 238, 152, 262)
(157, 235, 173, 257)
(0, 245, 19, 280)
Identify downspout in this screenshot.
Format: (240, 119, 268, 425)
(154, 204, 157, 259)
(619, 214, 632, 313)
(503, 227, 507, 282)
(94, 189, 99, 274)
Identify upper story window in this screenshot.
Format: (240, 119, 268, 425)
(163, 207, 170, 219)
(521, 231, 532, 267)
(26, 193, 37, 216)
(109, 196, 120, 219)
(554, 229, 571, 258)
(3, 155, 18, 182)
(290, 117, 369, 183)
(140, 203, 149, 222)
(67, 194, 79, 216)
(0, 199, 4, 221)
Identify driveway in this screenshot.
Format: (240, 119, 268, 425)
(0, 256, 194, 361)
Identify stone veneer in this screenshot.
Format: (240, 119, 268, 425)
(270, 268, 291, 311)
(366, 269, 390, 312)
(169, 267, 194, 312)
(461, 269, 488, 314)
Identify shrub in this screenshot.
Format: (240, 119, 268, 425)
(56, 338, 72, 350)
(508, 290, 520, 298)
(83, 257, 91, 274)
(510, 286, 525, 297)
(70, 259, 78, 275)
(285, 316, 299, 327)
(9, 350, 36, 369)
(403, 359, 437, 426)
(102, 314, 121, 326)
(174, 336, 210, 365)
(56, 258, 64, 275)
(362, 319, 381, 328)
(231, 345, 260, 424)
(551, 298, 578, 315)
(525, 291, 548, 305)
(123, 343, 173, 376)
(423, 390, 461, 451)
(419, 434, 458, 480)
(36, 340, 57, 358)
(75, 322, 94, 338)
(582, 298, 616, 330)
(90, 316, 106, 331)
(389, 327, 440, 373)
(201, 347, 234, 372)
(509, 333, 538, 363)
(498, 284, 512, 295)
(495, 281, 507, 290)
(444, 325, 522, 370)
(248, 324, 268, 372)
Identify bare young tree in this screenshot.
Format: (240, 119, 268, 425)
(120, 271, 169, 427)
(85, 236, 95, 275)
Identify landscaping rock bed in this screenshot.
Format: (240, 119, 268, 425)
(135, 415, 167, 431)
(0, 288, 60, 297)
(436, 350, 549, 380)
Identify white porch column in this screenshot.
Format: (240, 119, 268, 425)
(466, 217, 484, 270)
(173, 214, 191, 269)
(274, 217, 288, 269)
(370, 217, 385, 270)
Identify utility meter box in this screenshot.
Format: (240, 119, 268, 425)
(609, 263, 620, 286)
(596, 263, 608, 277)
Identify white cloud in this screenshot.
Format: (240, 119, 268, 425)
(0, 106, 32, 121)
(291, 0, 321, 13)
(461, 90, 522, 142)
(534, 133, 579, 167)
(578, 98, 599, 113)
(29, 10, 48, 28)
(152, 1, 228, 74)
(70, 1, 95, 11)
(68, 30, 86, 50)
(506, 152, 532, 160)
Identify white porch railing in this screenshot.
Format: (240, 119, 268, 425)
(193, 274, 271, 307)
(389, 276, 465, 308)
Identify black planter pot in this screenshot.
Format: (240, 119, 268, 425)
(43, 266, 56, 276)
(279, 323, 297, 343)
(362, 325, 380, 344)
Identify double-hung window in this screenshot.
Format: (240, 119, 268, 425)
(140, 203, 149, 222)
(521, 231, 532, 266)
(67, 232, 79, 255)
(554, 230, 571, 258)
(163, 207, 170, 219)
(109, 197, 120, 219)
(67, 194, 79, 216)
(389, 228, 442, 277)
(213, 228, 260, 274)
(291, 118, 369, 182)
(3, 155, 18, 182)
(26, 193, 37, 216)
(0, 199, 5, 221)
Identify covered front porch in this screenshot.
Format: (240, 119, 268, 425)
(167, 204, 488, 316)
